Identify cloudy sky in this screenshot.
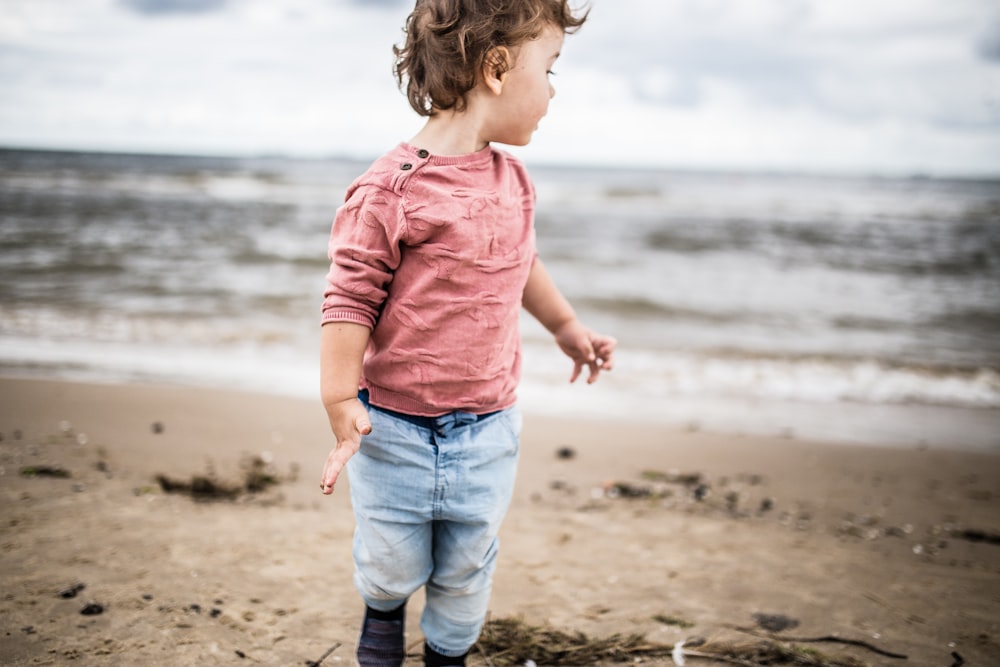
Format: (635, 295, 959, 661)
(1, 0, 998, 175)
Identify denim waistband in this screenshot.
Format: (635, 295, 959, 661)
(358, 389, 501, 431)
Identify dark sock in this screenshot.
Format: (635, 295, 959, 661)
(423, 642, 468, 667)
(365, 603, 406, 622)
(357, 603, 406, 667)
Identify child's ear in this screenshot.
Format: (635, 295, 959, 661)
(482, 46, 510, 95)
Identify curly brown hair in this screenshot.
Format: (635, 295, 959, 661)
(393, 0, 588, 116)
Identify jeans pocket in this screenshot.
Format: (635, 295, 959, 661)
(499, 405, 523, 442)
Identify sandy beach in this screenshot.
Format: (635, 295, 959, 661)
(1, 376, 998, 666)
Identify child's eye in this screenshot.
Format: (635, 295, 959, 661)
(547, 70, 557, 77)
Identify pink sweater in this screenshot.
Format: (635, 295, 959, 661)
(321, 143, 537, 416)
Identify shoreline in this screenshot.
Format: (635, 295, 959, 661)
(1, 376, 999, 665)
(2, 367, 998, 454)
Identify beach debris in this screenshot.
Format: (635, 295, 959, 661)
(734, 625, 908, 661)
(80, 602, 104, 616)
(156, 473, 242, 500)
(693, 483, 710, 501)
(305, 641, 342, 667)
(604, 480, 655, 499)
(235, 649, 246, 658)
(478, 617, 879, 667)
(476, 615, 674, 665)
(19, 465, 70, 478)
(882, 524, 913, 538)
(949, 527, 1000, 546)
(671, 637, 707, 666)
(642, 469, 703, 486)
(675, 636, 873, 667)
(672, 640, 686, 666)
(653, 613, 695, 629)
(752, 613, 799, 633)
(835, 513, 886, 541)
(242, 454, 281, 493)
(950, 650, 965, 667)
(152, 421, 165, 434)
(58, 583, 86, 599)
(556, 446, 576, 460)
(759, 497, 775, 513)
(155, 454, 283, 501)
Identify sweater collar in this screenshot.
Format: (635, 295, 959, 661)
(398, 142, 495, 167)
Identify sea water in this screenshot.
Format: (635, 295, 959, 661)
(1, 148, 998, 449)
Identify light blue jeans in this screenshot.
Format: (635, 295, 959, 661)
(347, 393, 521, 657)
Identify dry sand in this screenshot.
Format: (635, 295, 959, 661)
(1, 376, 998, 666)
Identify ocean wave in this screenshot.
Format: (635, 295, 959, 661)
(231, 248, 329, 269)
(521, 342, 1000, 410)
(655, 352, 1000, 408)
(573, 295, 753, 324)
(643, 222, 755, 254)
(3, 148, 999, 424)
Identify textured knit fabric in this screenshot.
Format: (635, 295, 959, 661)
(321, 143, 537, 416)
(356, 608, 406, 667)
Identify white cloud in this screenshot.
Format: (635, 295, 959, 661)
(0, 0, 997, 174)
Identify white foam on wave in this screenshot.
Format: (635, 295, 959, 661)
(520, 342, 1000, 409)
(2, 331, 998, 451)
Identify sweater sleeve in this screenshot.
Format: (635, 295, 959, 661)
(321, 184, 405, 330)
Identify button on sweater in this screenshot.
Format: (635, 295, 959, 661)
(321, 143, 537, 416)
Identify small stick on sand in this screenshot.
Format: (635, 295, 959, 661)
(733, 627, 908, 660)
(306, 642, 342, 667)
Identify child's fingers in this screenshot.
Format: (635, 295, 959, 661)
(593, 338, 616, 372)
(320, 452, 346, 494)
(569, 336, 595, 382)
(586, 358, 602, 384)
(355, 413, 372, 435)
(320, 414, 369, 494)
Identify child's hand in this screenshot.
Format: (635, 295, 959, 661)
(553, 319, 617, 384)
(320, 397, 371, 495)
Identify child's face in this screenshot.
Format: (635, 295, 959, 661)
(488, 25, 565, 146)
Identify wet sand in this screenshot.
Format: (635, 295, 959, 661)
(1, 377, 998, 665)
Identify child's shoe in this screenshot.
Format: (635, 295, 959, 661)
(423, 642, 467, 667)
(356, 605, 405, 667)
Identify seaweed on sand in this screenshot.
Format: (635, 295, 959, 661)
(476, 616, 672, 665)
(155, 454, 282, 501)
(19, 465, 71, 478)
(474, 617, 883, 667)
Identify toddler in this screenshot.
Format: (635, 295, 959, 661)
(319, 1, 615, 665)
